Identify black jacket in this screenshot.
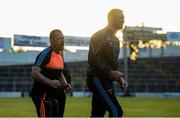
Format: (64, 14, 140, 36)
(87, 27, 120, 79)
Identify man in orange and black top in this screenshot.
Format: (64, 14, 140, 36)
(31, 29, 71, 117)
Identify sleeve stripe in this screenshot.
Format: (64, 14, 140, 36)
(35, 47, 51, 66)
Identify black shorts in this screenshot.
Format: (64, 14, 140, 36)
(31, 88, 66, 117)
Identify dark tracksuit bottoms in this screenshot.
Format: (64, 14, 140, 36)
(87, 76, 123, 117)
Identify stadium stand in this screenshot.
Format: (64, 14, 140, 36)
(0, 57, 179, 96)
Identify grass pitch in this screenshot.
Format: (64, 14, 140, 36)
(0, 97, 180, 117)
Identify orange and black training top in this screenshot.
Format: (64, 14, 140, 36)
(32, 46, 64, 92)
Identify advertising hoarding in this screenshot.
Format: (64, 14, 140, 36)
(14, 35, 90, 47)
(0, 37, 11, 49)
(14, 34, 50, 47)
(167, 32, 180, 41)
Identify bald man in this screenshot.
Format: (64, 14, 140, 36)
(87, 9, 128, 117)
(31, 29, 71, 117)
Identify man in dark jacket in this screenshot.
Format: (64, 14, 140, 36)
(87, 8, 128, 117)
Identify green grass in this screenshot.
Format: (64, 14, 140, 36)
(0, 97, 180, 117)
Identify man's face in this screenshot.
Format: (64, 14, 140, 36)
(111, 11, 124, 30)
(51, 31, 64, 51)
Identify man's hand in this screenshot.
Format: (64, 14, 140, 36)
(110, 70, 123, 81)
(110, 70, 128, 90)
(119, 77, 128, 91)
(49, 80, 61, 89)
(62, 83, 72, 93)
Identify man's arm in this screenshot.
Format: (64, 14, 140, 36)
(31, 66, 60, 88)
(58, 72, 71, 93)
(63, 63, 71, 84)
(88, 39, 112, 76)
